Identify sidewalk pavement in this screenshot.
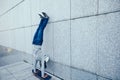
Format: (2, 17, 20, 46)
(0, 61, 61, 80)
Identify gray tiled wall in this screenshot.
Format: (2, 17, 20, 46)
(96, 12, 120, 80)
(71, 16, 97, 73)
(53, 21, 70, 66)
(98, 0, 120, 13)
(71, 0, 97, 18)
(0, 0, 120, 80)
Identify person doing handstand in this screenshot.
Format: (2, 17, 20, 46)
(32, 12, 49, 78)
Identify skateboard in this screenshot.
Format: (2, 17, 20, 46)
(32, 69, 51, 80)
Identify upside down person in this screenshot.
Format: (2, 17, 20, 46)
(32, 12, 49, 78)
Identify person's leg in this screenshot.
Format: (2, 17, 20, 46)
(38, 18, 49, 45)
(32, 12, 49, 46)
(32, 18, 49, 45)
(32, 16, 44, 45)
(40, 17, 49, 30)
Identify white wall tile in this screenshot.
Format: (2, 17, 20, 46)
(53, 63, 71, 80)
(0, 0, 31, 30)
(0, 13, 10, 31)
(99, 0, 120, 14)
(30, 0, 40, 25)
(4, 32, 9, 47)
(0, 0, 23, 15)
(0, 31, 14, 47)
(0, 31, 10, 47)
(71, 17, 97, 73)
(43, 23, 54, 60)
(8, 0, 23, 9)
(0, 0, 120, 80)
(0, 32, 2, 45)
(6, 31, 11, 48)
(6, 11, 13, 30)
(8, 30, 16, 49)
(21, 0, 31, 27)
(24, 27, 32, 54)
(8, 8, 17, 29)
(6, 0, 31, 29)
(31, 26, 38, 43)
(0, 32, 5, 44)
(40, 0, 70, 22)
(71, 0, 97, 18)
(15, 3, 25, 28)
(31, 25, 38, 53)
(14, 28, 25, 52)
(97, 12, 120, 79)
(54, 21, 70, 66)
(0, 0, 7, 15)
(9, 5, 23, 29)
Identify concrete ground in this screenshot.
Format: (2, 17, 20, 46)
(0, 46, 61, 80)
(0, 61, 61, 80)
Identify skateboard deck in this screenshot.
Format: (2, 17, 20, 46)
(32, 69, 51, 80)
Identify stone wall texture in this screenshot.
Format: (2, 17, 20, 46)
(0, 0, 120, 80)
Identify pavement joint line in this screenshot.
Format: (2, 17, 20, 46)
(96, 75, 112, 80)
(25, 60, 112, 80)
(0, 62, 23, 69)
(23, 74, 33, 80)
(5, 68, 17, 80)
(2, 62, 62, 80)
(5, 65, 33, 80)
(4, 64, 31, 71)
(11, 66, 33, 73)
(0, 61, 112, 80)
(47, 60, 112, 80)
(71, 66, 112, 80)
(19, 67, 63, 80)
(3, 61, 26, 68)
(46, 71, 63, 80)
(22, 61, 63, 80)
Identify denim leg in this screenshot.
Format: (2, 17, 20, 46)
(40, 18, 49, 30)
(32, 17, 49, 45)
(38, 18, 49, 45)
(33, 18, 44, 43)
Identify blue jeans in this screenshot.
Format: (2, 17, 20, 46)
(32, 17, 49, 45)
